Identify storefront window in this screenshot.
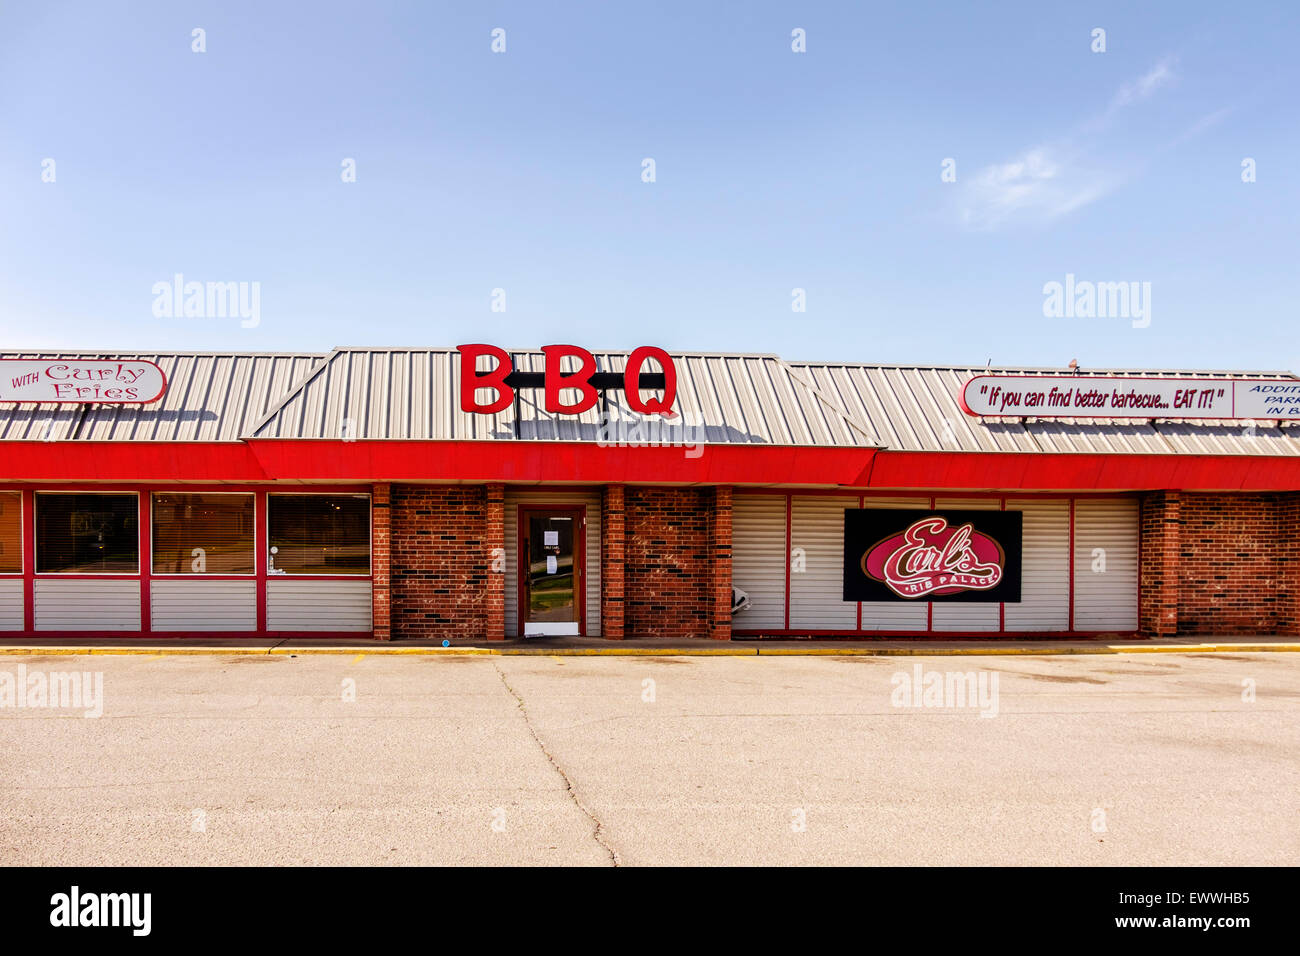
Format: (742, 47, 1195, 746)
(35, 492, 139, 573)
(267, 494, 370, 575)
(0, 492, 20, 573)
(152, 493, 255, 574)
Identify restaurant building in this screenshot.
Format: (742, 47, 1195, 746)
(1, 346, 1298, 641)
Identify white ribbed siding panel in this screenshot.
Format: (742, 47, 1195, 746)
(858, 497, 931, 631)
(731, 494, 787, 629)
(1073, 498, 1139, 631)
(790, 362, 1300, 456)
(151, 579, 256, 631)
(504, 489, 601, 637)
(0, 579, 22, 630)
(266, 579, 371, 631)
(1003, 499, 1069, 631)
(930, 498, 1002, 632)
(34, 579, 140, 630)
(789, 496, 857, 630)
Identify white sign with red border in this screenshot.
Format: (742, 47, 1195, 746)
(959, 375, 1300, 420)
(0, 359, 168, 404)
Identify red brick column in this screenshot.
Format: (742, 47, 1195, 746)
(601, 485, 626, 639)
(372, 483, 391, 640)
(1278, 493, 1300, 636)
(486, 483, 505, 641)
(709, 486, 733, 640)
(1139, 491, 1181, 639)
(624, 487, 711, 638)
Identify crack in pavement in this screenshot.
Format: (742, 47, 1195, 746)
(491, 660, 621, 866)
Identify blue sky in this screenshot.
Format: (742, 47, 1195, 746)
(2, 1, 1297, 371)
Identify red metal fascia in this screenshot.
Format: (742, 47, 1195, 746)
(1, 441, 1296, 491)
(866, 450, 1300, 492)
(0, 442, 879, 485)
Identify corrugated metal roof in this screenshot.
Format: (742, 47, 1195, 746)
(789, 362, 1300, 456)
(0, 351, 325, 441)
(248, 348, 878, 446)
(4, 349, 1296, 456)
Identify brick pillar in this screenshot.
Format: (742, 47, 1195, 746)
(709, 486, 733, 640)
(1278, 493, 1300, 636)
(601, 484, 626, 639)
(372, 483, 392, 640)
(1139, 491, 1181, 639)
(486, 483, 505, 640)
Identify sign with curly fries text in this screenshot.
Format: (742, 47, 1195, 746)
(0, 359, 167, 404)
(843, 510, 1022, 602)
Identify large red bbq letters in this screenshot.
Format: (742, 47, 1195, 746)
(458, 343, 515, 414)
(457, 344, 676, 415)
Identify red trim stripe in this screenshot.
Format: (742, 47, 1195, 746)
(139, 493, 151, 634)
(856, 493, 864, 632)
(926, 496, 935, 634)
(998, 497, 1006, 633)
(21, 490, 34, 632)
(1068, 498, 1076, 631)
(783, 493, 792, 631)
(255, 489, 268, 633)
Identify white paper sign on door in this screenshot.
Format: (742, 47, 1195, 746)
(544, 530, 559, 546)
(546, 555, 557, 574)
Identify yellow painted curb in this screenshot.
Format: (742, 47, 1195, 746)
(757, 644, 1300, 656)
(756, 646, 1113, 656)
(0, 643, 1296, 658)
(1114, 643, 1300, 654)
(762, 645, 1131, 656)
(0, 647, 89, 656)
(503, 646, 756, 656)
(268, 646, 500, 656)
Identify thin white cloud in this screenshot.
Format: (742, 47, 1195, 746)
(959, 145, 1117, 230)
(956, 57, 1183, 230)
(1111, 57, 1177, 109)
(1169, 106, 1231, 145)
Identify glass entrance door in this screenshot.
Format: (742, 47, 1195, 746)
(521, 509, 583, 636)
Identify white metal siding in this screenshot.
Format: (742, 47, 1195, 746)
(34, 579, 141, 631)
(858, 498, 931, 631)
(731, 494, 787, 629)
(504, 489, 601, 637)
(930, 498, 1002, 632)
(266, 579, 371, 632)
(792, 362, 1300, 456)
(0, 352, 324, 442)
(1003, 498, 1069, 631)
(1073, 498, 1139, 630)
(789, 496, 857, 630)
(151, 579, 256, 631)
(0, 579, 22, 630)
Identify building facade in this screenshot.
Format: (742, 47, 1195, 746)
(2, 347, 1298, 641)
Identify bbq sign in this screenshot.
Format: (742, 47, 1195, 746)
(843, 509, 1022, 602)
(459, 344, 676, 416)
(0, 359, 167, 404)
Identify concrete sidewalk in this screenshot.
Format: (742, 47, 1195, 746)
(1, 635, 1298, 656)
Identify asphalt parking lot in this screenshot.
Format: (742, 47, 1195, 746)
(1, 652, 1297, 866)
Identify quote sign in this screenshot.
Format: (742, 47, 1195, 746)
(0, 359, 167, 404)
(843, 510, 1022, 603)
(960, 375, 1300, 420)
